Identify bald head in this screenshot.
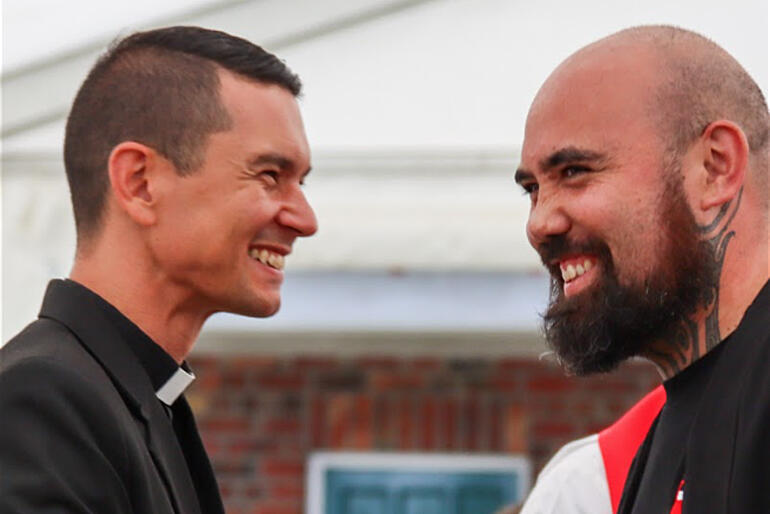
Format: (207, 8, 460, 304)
(530, 26, 769, 186)
(618, 27, 766, 157)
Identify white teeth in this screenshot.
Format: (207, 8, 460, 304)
(249, 248, 285, 270)
(560, 259, 594, 283)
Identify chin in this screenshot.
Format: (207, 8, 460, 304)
(221, 293, 282, 318)
(249, 296, 282, 318)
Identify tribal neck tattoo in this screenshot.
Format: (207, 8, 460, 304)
(648, 188, 743, 378)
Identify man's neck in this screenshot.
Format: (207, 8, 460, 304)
(645, 191, 768, 380)
(70, 253, 207, 364)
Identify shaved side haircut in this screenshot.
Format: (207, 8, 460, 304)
(64, 26, 302, 242)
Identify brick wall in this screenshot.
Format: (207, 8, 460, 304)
(187, 353, 659, 514)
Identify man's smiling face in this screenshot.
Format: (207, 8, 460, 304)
(516, 42, 717, 374)
(149, 71, 318, 319)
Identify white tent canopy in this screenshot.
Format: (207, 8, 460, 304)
(2, 0, 767, 339)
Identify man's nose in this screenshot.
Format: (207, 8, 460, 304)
(526, 194, 571, 249)
(278, 188, 318, 237)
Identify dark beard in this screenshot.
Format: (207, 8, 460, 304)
(539, 176, 719, 376)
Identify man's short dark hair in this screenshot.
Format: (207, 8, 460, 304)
(64, 26, 302, 241)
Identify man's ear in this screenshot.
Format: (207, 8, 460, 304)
(698, 120, 749, 211)
(107, 142, 161, 226)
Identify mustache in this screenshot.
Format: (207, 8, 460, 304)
(536, 235, 613, 269)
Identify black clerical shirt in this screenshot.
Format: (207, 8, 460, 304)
(72, 280, 224, 514)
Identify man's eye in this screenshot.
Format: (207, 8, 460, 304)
(261, 170, 279, 183)
(563, 166, 590, 178)
(520, 183, 539, 196)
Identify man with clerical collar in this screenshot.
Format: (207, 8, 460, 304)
(515, 26, 769, 513)
(0, 26, 317, 513)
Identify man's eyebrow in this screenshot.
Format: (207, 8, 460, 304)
(247, 153, 293, 170)
(515, 147, 607, 185)
(540, 147, 607, 171)
(247, 153, 312, 180)
(514, 168, 534, 185)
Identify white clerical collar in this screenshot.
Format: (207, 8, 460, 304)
(155, 365, 195, 406)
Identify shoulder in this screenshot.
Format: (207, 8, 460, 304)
(3, 315, 118, 380)
(0, 320, 130, 443)
(520, 434, 612, 514)
(2, 317, 85, 367)
(0, 320, 138, 511)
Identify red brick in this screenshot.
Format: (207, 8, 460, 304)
(223, 372, 247, 388)
(263, 418, 302, 436)
(488, 400, 502, 451)
(533, 421, 575, 438)
(190, 367, 222, 391)
(200, 436, 224, 457)
(324, 394, 375, 449)
(257, 373, 305, 390)
(267, 483, 304, 500)
(230, 356, 279, 373)
(188, 355, 220, 370)
(191, 354, 663, 509)
(201, 416, 250, 433)
(497, 358, 534, 372)
(328, 395, 355, 448)
(353, 395, 374, 449)
(503, 404, 527, 453)
(440, 398, 458, 450)
(293, 357, 340, 371)
(372, 372, 424, 391)
(261, 457, 304, 478)
(487, 375, 519, 391)
(527, 375, 577, 393)
(226, 436, 277, 454)
(586, 377, 636, 392)
(310, 396, 326, 448)
(398, 396, 415, 450)
(464, 396, 481, 451)
(355, 356, 400, 369)
(417, 397, 436, 450)
(376, 395, 398, 448)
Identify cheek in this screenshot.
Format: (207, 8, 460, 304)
(613, 207, 666, 280)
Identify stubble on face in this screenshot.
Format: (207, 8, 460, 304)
(539, 168, 719, 376)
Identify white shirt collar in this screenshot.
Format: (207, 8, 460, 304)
(155, 366, 196, 406)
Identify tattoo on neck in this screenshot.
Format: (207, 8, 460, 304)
(657, 188, 743, 377)
(699, 187, 742, 350)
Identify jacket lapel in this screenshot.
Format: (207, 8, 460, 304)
(39, 280, 202, 514)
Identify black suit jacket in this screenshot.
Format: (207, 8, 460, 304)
(618, 280, 770, 513)
(0, 280, 222, 513)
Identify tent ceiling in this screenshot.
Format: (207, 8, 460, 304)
(2, 0, 767, 146)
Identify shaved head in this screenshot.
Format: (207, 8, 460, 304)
(620, 27, 766, 159)
(556, 26, 769, 188)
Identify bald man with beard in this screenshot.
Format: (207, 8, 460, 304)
(515, 26, 769, 513)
